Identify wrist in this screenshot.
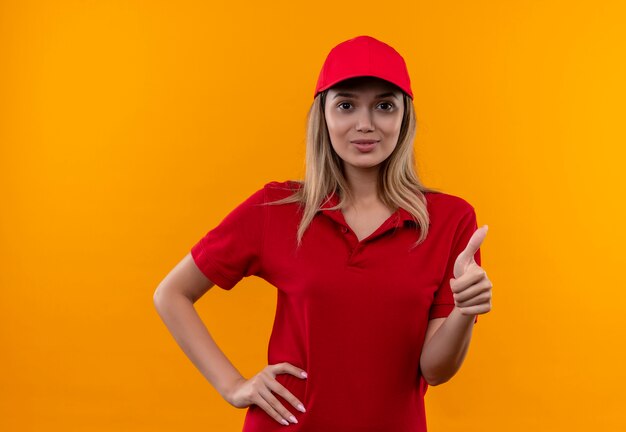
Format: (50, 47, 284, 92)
(452, 306, 476, 322)
(221, 375, 246, 403)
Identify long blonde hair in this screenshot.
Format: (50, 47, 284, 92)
(265, 89, 442, 249)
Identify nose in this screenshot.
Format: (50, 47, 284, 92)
(356, 109, 374, 132)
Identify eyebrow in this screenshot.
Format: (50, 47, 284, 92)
(331, 91, 400, 100)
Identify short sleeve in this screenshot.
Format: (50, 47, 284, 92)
(190, 187, 266, 290)
(429, 206, 481, 324)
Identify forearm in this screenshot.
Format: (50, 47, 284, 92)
(419, 307, 476, 385)
(153, 291, 244, 398)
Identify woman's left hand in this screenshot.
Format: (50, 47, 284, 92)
(450, 225, 492, 316)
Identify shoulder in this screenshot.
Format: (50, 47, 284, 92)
(261, 179, 303, 200)
(239, 180, 301, 201)
(424, 190, 477, 221)
(263, 179, 303, 191)
(215, 180, 302, 219)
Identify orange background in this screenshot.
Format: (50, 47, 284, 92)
(1, 1, 625, 431)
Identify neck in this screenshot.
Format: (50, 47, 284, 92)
(343, 165, 380, 206)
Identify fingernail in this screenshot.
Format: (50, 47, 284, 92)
(281, 419, 289, 426)
(289, 415, 298, 424)
(297, 403, 306, 412)
(301, 371, 308, 378)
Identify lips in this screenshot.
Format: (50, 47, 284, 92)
(351, 140, 379, 144)
(352, 142, 377, 152)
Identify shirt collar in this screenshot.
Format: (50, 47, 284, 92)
(318, 190, 416, 226)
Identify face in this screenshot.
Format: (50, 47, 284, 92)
(324, 76, 404, 176)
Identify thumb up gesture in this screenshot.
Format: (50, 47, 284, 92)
(450, 225, 493, 317)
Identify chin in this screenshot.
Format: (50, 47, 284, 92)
(345, 161, 385, 170)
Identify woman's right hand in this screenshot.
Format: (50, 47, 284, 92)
(225, 362, 308, 426)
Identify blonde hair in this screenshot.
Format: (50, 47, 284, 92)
(265, 89, 442, 249)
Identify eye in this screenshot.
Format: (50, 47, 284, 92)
(337, 102, 352, 110)
(378, 102, 394, 111)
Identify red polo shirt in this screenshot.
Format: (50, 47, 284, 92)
(190, 180, 481, 432)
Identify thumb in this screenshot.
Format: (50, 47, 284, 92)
(453, 225, 488, 278)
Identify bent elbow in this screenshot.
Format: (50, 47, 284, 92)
(421, 370, 436, 386)
(152, 289, 160, 306)
(430, 377, 450, 387)
(422, 372, 452, 387)
(153, 284, 168, 309)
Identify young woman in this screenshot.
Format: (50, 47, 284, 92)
(154, 35, 492, 432)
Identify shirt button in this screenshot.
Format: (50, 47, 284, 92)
(341, 226, 348, 233)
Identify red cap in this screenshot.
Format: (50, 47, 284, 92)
(314, 35, 413, 100)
